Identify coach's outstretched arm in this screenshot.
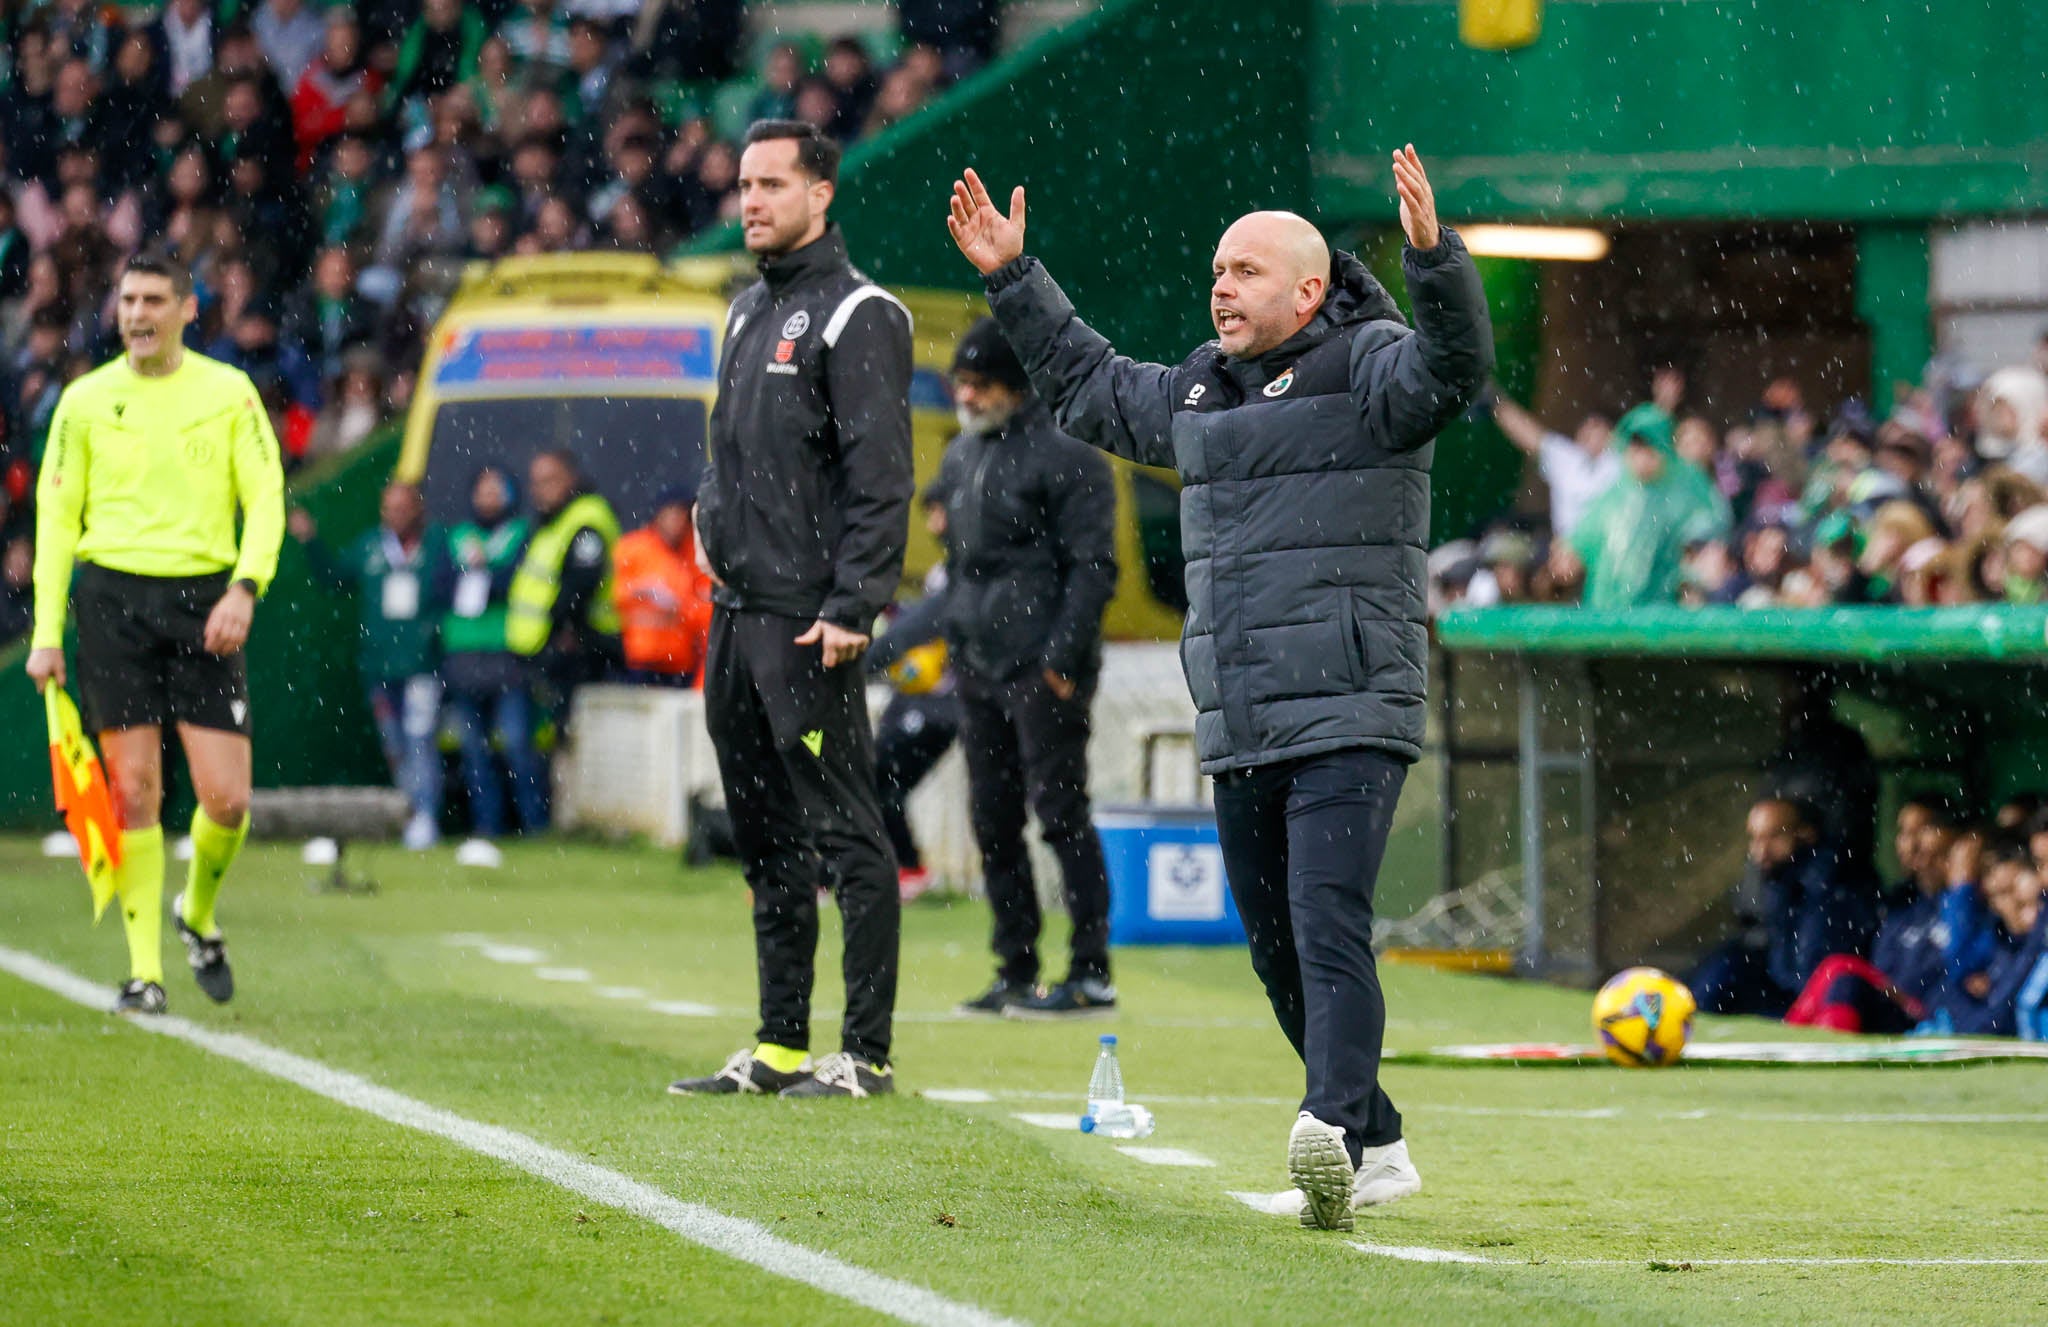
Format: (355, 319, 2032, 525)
(1352, 146, 1494, 449)
(947, 169, 1175, 469)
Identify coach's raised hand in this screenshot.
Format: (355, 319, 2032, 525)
(1392, 144, 1440, 251)
(947, 168, 1025, 276)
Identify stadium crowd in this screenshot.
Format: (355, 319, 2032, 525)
(0, 0, 1002, 633)
(1433, 337, 2048, 613)
(0, 0, 1008, 856)
(1693, 790, 2048, 1041)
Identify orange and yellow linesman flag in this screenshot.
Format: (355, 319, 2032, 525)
(45, 684, 121, 920)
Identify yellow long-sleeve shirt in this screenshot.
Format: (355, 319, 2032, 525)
(32, 351, 287, 649)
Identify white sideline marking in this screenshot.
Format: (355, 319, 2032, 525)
(480, 944, 548, 965)
(1012, 1112, 1080, 1131)
(1229, 1191, 1300, 1216)
(534, 967, 592, 983)
(1348, 1241, 1491, 1264)
(935, 1089, 2048, 1127)
(0, 946, 1026, 1327)
(1345, 1242, 2048, 1269)
(594, 986, 648, 1001)
(1116, 1147, 1214, 1168)
(646, 999, 720, 1018)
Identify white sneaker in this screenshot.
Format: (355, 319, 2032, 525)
(1352, 1138, 1422, 1208)
(1286, 1112, 1356, 1231)
(402, 813, 439, 852)
(302, 836, 340, 866)
(40, 830, 78, 859)
(455, 838, 504, 869)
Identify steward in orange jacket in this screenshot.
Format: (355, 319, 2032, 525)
(612, 488, 713, 685)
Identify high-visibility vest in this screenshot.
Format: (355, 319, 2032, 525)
(506, 493, 621, 656)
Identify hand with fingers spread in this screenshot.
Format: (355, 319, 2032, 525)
(1392, 144, 1439, 251)
(947, 167, 1026, 276)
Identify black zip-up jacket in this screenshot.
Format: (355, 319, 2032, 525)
(985, 234, 1492, 771)
(933, 397, 1117, 683)
(697, 225, 914, 629)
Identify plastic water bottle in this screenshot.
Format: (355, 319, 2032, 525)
(1079, 1036, 1156, 1138)
(1080, 1102, 1155, 1138)
(1086, 1034, 1124, 1111)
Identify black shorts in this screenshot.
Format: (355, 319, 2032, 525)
(74, 563, 251, 737)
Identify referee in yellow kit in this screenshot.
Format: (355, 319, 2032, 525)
(25, 249, 285, 1014)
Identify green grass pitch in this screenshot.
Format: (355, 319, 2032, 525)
(3, 835, 2044, 1326)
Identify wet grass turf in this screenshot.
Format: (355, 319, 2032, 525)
(3, 836, 2044, 1326)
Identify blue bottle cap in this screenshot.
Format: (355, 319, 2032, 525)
(1079, 1114, 1096, 1132)
(1100, 1034, 1117, 1046)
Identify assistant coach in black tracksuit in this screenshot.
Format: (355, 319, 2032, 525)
(936, 319, 1120, 1019)
(948, 150, 1491, 1228)
(670, 121, 913, 1102)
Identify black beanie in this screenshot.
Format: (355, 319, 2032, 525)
(951, 317, 1030, 393)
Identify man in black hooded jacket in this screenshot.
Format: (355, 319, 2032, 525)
(936, 318, 1118, 1019)
(947, 148, 1492, 1231)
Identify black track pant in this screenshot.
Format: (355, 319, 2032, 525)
(704, 609, 899, 1064)
(957, 667, 1111, 986)
(874, 690, 960, 870)
(1212, 747, 1407, 1161)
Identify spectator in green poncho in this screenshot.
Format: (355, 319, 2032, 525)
(1565, 423, 1730, 609)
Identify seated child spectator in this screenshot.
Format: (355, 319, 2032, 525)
(1916, 837, 2046, 1037)
(1786, 821, 1974, 1033)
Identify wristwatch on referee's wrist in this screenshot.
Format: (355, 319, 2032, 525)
(232, 578, 260, 600)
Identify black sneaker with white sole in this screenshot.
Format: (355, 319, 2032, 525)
(172, 891, 234, 1004)
(778, 1052, 894, 1098)
(114, 979, 167, 1015)
(1003, 976, 1117, 1019)
(956, 977, 1033, 1016)
(667, 1048, 815, 1096)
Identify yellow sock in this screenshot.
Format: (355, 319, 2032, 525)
(754, 1042, 809, 1074)
(116, 826, 166, 985)
(182, 808, 249, 939)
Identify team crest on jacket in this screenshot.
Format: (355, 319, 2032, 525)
(774, 339, 796, 363)
(1262, 368, 1296, 398)
(781, 310, 810, 339)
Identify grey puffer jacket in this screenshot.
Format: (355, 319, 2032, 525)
(983, 233, 1492, 772)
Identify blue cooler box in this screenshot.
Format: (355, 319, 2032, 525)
(1096, 805, 1245, 946)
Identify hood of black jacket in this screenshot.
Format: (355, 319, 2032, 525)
(1233, 248, 1408, 381)
(986, 394, 1052, 444)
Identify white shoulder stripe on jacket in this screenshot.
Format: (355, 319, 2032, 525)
(823, 284, 912, 348)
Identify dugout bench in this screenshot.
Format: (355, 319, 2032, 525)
(1435, 606, 2048, 985)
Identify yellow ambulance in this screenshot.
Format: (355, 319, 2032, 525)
(398, 251, 1183, 639)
